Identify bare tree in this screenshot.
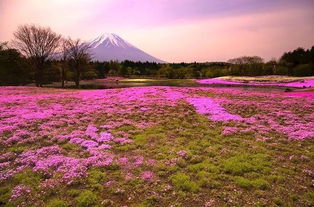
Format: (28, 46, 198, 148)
(0, 42, 9, 50)
(63, 38, 91, 88)
(59, 38, 70, 88)
(12, 25, 61, 87)
(228, 56, 264, 65)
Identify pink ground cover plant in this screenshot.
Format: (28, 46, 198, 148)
(0, 86, 313, 206)
(198, 77, 314, 88)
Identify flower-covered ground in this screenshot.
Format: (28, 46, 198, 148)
(0, 86, 313, 207)
(198, 76, 314, 88)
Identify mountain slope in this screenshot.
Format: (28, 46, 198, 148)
(89, 33, 165, 63)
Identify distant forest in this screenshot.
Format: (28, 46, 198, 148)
(0, 25, 314, 86)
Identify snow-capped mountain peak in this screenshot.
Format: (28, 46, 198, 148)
(89, 33, 134, 49)
(88, 33, 165, 63)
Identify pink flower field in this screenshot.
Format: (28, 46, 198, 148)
(198, 77, 314, 88)
(0, 86, 313, 206)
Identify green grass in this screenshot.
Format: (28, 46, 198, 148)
(222, 153, 271, 176)
(234, 177, 270, 190)
(75, 190, 99, 207)
(46, 199, 69, 207)
(12, 169, 42, 187)
(171, 173, 200, 192)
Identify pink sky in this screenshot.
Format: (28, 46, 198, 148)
(1, 0, 314, 62)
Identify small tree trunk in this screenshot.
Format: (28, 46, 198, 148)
(61, 67, 65, 88)
(35, 66, 42, 87)
(75, 67, 80, 88)
(39, 67, 44, 87)
(35, 71, 40, 87)
(35, 58, 45, 87)
(75, 79, 79, 88)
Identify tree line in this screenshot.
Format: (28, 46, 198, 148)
(0, 25, 92, 87)
(0, 25, 313, 87)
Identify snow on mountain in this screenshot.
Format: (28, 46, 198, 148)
(88, 33, 165, 63)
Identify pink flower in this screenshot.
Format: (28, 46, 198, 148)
(140, 107, 149, 111)
(132, 156, 144, 167)
(141, 171, 155, 181)
(303, 169, 314, 177)
(125, 172, 134, 180)
(10, 185, 31, 200)
(98, 144, 112, 150)
(118, 157, 129, 165)
(222, 127, 238, 136)
(187, 98, 243, 122)
(69, 138, 85, 144)
(114, 138, 133, 144)
(104, 180, 115, 186)
(85, 124, 98, 139)
(177, 150, 188, 157)
(81, 140, 98, 148)
(97, 132, 113, 143)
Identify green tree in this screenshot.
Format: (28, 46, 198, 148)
(158, 65, 174, 78)
(292, 64, 313, 76)
(0, 42, 30, 85)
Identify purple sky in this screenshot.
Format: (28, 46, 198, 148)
(1, 0, 314, 62)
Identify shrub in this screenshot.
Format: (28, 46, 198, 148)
(171, 173, 199, 192)
(234, 177, 253, 189)
(90, 183, 104, 192)
(306, 192, 314, 200)
(134, 134, 147, 146)
(176, 159, 187, 168)
(306, 192, 314, 205)
(0, 186, 11, 205)
(187, 162, 207, 172)
(222, 153, 271, 175)
(234, 177, 270, 190)
(195, 170, 220, 189)
(268, 175, 285, 184)
(273, 198, 284, 206)
(292, 64, 313, 76)
(252, 179, 270, 190)
(46, 199, 68, 207)
(197, 177, 220, 188)
(87, 169, 105, 184)
(142, 195, 159, 207)
(67, 189, 80, 197)
(61, 143, 79, 151)
(8, 146, 28, 153)
(13, 169, 42, 187)
(75, 190, 98, 207)
(188, 160, 219, 173)
(189, 155, 203, 164)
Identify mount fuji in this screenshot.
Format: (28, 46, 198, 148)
(88, 33, 165, 63)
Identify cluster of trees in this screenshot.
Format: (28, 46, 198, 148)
(93, 49, 314, 78)
(92, 61, 228, 79)
(0, 25, 92, 87)
(279, 47, 314, 76)
(224, 48, 314, 77)
(0, 24, 314, 87)
(0, 42, 30, 85)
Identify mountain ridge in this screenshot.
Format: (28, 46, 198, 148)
(88, 33, 165, 63)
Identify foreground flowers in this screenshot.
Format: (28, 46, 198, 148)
(187, 98, 243, 121)
(0, 86, 313, 206)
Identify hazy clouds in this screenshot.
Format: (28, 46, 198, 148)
(1, 0, 314, 62)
